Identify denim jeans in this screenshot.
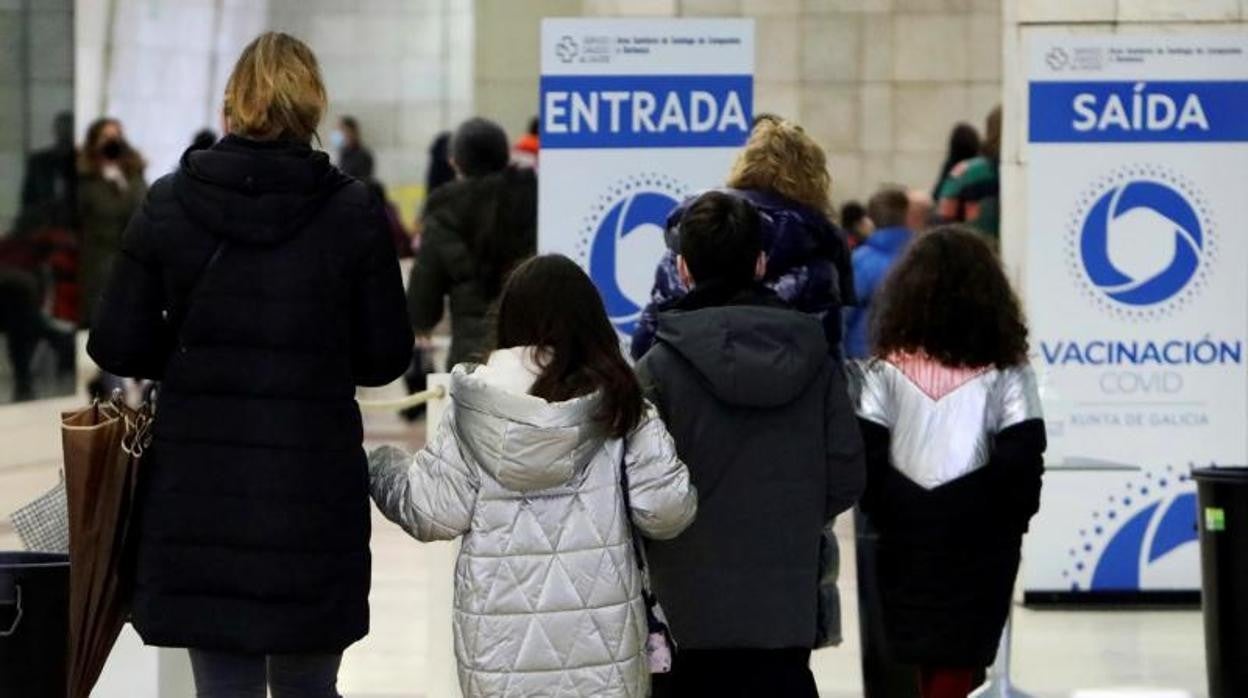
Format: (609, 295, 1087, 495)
(188, 649, 343, 698)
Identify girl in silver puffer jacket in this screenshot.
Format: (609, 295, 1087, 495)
(370, 255, 698, 698)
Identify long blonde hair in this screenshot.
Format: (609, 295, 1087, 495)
(224, 32, 327, 142)
(726, 116, 831, 214)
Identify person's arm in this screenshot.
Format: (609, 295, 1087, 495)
(992, 365, 1047, 533)
(830, 223, 856, 308)
(630, 249, 683, 361)
(86, 196, 170, 379)
(824, 364, 866, 520)
(851, 250, 877, 309)
(407, 222, 451, 333)
(624, 406, 697, 541)
(936, 162, 967, 223)
(767, 265, 810, 307)
(352, 203, 415, 386)
(369, 410, 478, 541)
(20, 154, 38, 208)
(857, 419, 892, 519)
(849, 359, 892, 519)
(993, 421, 1046, 533)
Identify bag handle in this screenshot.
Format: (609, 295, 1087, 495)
(0, 585, 23, 637)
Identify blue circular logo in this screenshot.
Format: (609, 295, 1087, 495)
(1070, 167, 1213, 319)
(578, 174, 688, 335)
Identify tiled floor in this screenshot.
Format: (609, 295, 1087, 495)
(0, 390, 1208, 697)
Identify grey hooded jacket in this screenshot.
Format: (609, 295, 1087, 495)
(636, 285, 865, 650)
(369, 365, 697, 698)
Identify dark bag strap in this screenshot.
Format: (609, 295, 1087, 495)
(617, 441, 648, 574)
(167, 239, 228, 345)
(618, 442, 670, 639)
(165, 176, 355, 342)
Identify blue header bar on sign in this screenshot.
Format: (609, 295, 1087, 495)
(1030, 80, 1248, 143)
(540, 74, 753, 149)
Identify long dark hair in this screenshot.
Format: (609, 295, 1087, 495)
(933, 122, 980, 197)
(981, 105, 1003, 162)
(426, 131, 455, 193)
(494, 255, 644, 439)
(871, 225, 1028, 369)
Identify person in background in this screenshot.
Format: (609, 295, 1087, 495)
(367, 179, 411, 260)
(906, 189, 934, 233)
(844, 187, 914, 360)
(631, 115, 854, 360)
(398, 130, 457, 422)
(18, 111, 77, 235)
(370, 254, 696, 698)
(937, 107, 1001, 243)
(188, 128, 218, 152)
(333, 115, 374, 180)
(11, 111, 80, 383)
(853, 226, 1045, 698)
(78, 117, 147, 328)
(512, 115, 540, 168)
(425, 131, 455, 197)
(408, 117, 537, 368)
(847, 187, 922, 698)
(931, 122, 980, 201)
(638, 191, 864, 698)
(0, 270, 48, 401)
(840, 200, 873, 250)
(87, 32, 413, 696)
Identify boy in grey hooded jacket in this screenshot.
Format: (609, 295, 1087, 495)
(637, 192, 865, 697)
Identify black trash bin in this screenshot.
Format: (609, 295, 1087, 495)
(1193, 467, 1248, 698)
(0, 551, 69, 698)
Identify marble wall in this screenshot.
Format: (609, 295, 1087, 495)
(473, 0, 580, 142)
(265, 0, 475, 190)
(577, 0, 1004, 204)
(0, 0, 73, 232)
(75, 0, 474, 191)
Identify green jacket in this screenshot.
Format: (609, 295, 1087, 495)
(78, 171, 146, 325)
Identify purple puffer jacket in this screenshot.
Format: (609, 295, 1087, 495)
(629, 188, 855, 360)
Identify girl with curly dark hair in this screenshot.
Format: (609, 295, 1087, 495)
(853, 226, 1046, 698)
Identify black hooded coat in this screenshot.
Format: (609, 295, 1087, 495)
(88, 135, 413, 652)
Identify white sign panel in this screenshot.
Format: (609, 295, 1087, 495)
(1024, 31, 1248, 595)
(538, 18, 754, 337)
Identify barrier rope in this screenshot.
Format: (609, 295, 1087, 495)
(357, 385, 447, 412)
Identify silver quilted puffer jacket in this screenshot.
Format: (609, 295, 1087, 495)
(369, 364, 697, 698)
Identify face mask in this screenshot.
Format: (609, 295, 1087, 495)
(329, 129, 345, 150)
(99, 138, 124, 161)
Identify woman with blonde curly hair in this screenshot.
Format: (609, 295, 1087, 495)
(631, 115, 853, 359)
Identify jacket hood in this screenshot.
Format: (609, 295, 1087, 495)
(423, 165, 537, 231)
(171, 135, 352, 245)
(449, 364, 606, 493)
(656, 294, 828, 408)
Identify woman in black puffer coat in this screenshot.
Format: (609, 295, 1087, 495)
(87, 32, 413, 696)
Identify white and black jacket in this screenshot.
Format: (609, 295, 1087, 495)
(852, 355, 1046, 667)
